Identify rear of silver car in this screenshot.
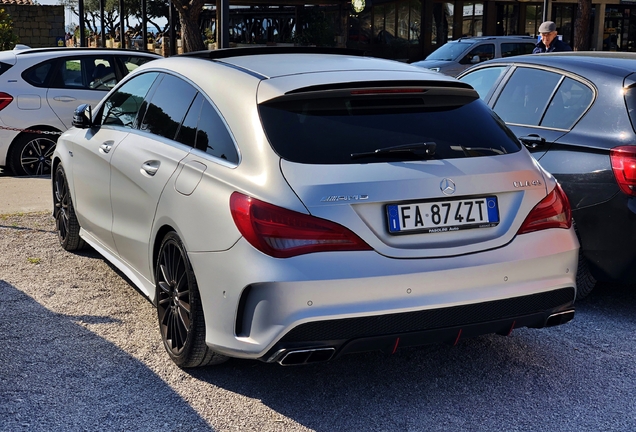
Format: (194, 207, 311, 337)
(189, 74, 578, 365)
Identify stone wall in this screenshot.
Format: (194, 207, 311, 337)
(3, 5, 65, 48)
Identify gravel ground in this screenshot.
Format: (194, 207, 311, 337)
(1, 212, 636, 431)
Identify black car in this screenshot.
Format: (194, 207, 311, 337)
(458, 52, 636, 298)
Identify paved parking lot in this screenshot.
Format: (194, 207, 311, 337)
(0, 171, 51, 214)
(1, 175, 635, 431)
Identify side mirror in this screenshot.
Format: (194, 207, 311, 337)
(72, 104, 93, 129)
(471, 55, 481, 64)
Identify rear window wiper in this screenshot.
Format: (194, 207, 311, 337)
(351, 142, 437, 160)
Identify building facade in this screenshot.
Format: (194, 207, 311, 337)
(346, 0, 630, 61)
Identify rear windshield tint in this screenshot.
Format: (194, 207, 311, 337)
(258, 91, 521, 164)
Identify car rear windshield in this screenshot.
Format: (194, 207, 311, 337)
(258, 86, 522, 164)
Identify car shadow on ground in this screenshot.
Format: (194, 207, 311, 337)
(186, 282, 636, 431)
(0, 280, 212, 431)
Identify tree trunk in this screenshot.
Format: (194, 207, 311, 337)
(573, 0, 592, 50)
(172, 0, 205, 53)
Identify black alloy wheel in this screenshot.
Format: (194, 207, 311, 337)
(9, 134, 57, 176)
(156, 232, 227, 367)
(53, 165, 84, 251)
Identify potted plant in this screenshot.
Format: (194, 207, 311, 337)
(204, 28, 215, 50)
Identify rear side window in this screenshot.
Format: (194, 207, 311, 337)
(175, 93, 239, 164)
(139, 73, 197, 140)
(22, 60, 53, 86)
(0, 61, 12, 77)
(258, 88, 521, 164)
(501, 43, 536, 57)
(493, 67, 593, 130)
(48, 56, 116, 90)
(542, 77, 594, 129)
(493, 67, 561, 126)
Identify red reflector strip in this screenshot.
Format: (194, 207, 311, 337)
(350, 88, 426, 95)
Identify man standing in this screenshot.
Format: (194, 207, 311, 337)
(533, 21, 572, 53)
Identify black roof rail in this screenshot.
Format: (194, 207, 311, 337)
(178, 46, 368, 60)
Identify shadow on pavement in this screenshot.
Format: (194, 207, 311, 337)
(0, 280, 213, 431)
(186, 282, 636, 432)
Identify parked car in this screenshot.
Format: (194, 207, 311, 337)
(457, 52, 636, 298)
(53, 47, 578, 367)
(411, 36, 537, 76)
(0, 46, 161, 176)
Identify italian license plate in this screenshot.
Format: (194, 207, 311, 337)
(386, 196, 500, 234)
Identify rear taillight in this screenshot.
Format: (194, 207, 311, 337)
(230, 192, 372, 258)
(518, 183, 572, 234)
(610, 145, 636, 196)
(0, 92, 12, 111)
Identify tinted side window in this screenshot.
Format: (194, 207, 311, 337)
(501, 43, 536, 57)
(140, 74, 197, 140)
(49, 56, 116, 90)
(22, 60, 53, 86)
(117, 55, 156, 77)
(493, 68, 561, 126)
(542, 77, 594, 130)
(174, 93, 202, 147)
(195, 98, 238, 164)
(88, 57, 116, 90)
(459, 66, 507, 100)
(462, 44, 495, 64)
(101, 72, 158, 128)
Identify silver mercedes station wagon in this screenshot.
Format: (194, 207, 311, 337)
(52, 48, 578, 367)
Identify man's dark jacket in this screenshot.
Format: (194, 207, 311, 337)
(533, 38, 572, 53)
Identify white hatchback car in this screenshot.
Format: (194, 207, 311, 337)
(0, 46, 160, 176)
(53, 48, 579, 367)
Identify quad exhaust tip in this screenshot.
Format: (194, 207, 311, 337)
(278, 347, 336, 366)
(546, 309, 575, 327)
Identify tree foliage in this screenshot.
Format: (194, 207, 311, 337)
(60, 0, 170, 39)
(0, 8, 19, 50)
(60, 0, 206, 53)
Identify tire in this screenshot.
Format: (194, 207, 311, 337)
(155, 232, 228, 368)
(576, 248, 597, 300)
(53, 165, 85, 251)
(8, 133, 58, 177)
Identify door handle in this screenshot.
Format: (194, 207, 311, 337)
(53, 96, 77, 102)
(142, 160, 160, 176)
(518, 134, 546, 149)
(99, 141, 114, 154)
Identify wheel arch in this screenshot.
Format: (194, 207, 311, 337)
(152, 224, 178, 305)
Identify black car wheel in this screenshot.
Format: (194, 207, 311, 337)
(53, 165, 85, 251)
(156, 232, 228, 368)
(8, 134, 58, 177)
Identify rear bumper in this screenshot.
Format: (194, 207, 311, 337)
(189, 227, 578, 361)
(574, 193, 636, 282)
(265, 290, 575, 364)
